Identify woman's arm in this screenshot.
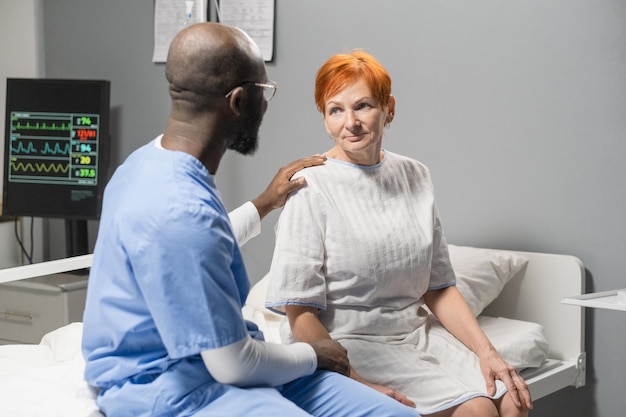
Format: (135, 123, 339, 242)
(285, 305, 415, 407)
(423, 285, 532, 409)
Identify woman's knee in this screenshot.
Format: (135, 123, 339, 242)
(495, 392, 530, 417)
(454, 397, 498, 417)
(425, 397, 498, 417)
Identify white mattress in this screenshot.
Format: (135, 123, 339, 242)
(0, 313, 550, 417)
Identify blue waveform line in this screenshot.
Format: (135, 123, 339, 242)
(11, 141, 71, 155)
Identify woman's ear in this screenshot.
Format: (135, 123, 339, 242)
(386, 94, 396, 124)
(323, 118, 334, 139)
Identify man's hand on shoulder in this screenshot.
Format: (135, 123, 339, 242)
(252, 155, 326, 219)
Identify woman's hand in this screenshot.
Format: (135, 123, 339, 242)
(424, 286, 532, 410)
(479, 348, 532, 410)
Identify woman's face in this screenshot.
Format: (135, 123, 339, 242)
(323, 78, 394, 165)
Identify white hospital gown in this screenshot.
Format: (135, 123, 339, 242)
(266, 151, 506, 414)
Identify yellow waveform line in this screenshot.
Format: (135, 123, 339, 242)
(11, 161, 69, 174)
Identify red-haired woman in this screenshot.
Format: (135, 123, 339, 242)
(266, 50, 531, 417)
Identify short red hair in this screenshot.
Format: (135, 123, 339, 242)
(314, 50, 392, 114)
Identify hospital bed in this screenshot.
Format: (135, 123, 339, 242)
(0, 246, 586, 416)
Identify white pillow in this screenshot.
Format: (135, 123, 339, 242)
(246, 275, 271, 313)
(448, 245, 529, 316)
(245, 276, 283, 344)
(478, 316, 549, 369)
(40, 322, 84, 362)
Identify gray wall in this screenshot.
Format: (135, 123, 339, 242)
(0, 0, 45, 266)
(40, 1, 625, 416)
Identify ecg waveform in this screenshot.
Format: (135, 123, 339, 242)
(8, 111, 100, 186)
(11, 140, 72, 156)
(11, 120, 72, 132)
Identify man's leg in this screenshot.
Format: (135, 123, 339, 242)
(196, 385, 314, 417)
(101, 382, 314, 417)
(280, 371, 420, 417)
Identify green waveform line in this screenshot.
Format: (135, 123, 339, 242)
(11, 161, 70, 174)
(11, 121, 71, 131)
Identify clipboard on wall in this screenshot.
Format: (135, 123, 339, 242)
(215, 0, 275, 62)
(153, 0, 209, 63)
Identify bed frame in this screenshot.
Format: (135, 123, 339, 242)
(482, 250, 586, 400)
(0, 248, 586, 404)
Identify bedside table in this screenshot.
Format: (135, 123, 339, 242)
(0, 272, 89, 345)
(562, 289, 626, 312)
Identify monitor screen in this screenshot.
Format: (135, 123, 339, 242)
(2, 78, 111, 219)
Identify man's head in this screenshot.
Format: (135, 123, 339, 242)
(165, 22, 270, 156)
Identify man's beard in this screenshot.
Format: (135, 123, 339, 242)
(228, 107, 262, 155)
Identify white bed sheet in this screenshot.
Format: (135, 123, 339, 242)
(0, 323, 102, 417)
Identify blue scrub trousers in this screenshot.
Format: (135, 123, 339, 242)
(196, 371, 420, 417)
(98, 369, 419, 416)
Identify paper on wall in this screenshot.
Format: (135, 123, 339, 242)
(153, 0, 208, 63)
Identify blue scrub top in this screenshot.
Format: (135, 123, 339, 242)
(82, 139, 256, 412)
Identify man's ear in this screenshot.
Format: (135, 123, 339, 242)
(226, 86, 245, 116)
